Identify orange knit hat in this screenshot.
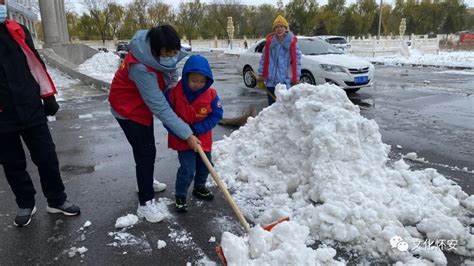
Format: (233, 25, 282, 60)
(272, 15, 289, 30)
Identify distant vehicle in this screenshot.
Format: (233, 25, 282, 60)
(181, 43, 192, 52)
(116, 41, 130, 52)
(318, 35, 352, 53)
(116, 41, 130, 61)
(236, 36, 375, 93)
(459, 31, 474, 43)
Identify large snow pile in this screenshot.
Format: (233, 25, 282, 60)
(78, 51, 120, 83)
(368, 50, 474, 68)
(213, 83, 474, 264)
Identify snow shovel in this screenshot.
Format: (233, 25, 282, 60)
(195, 145, 289, 265)
(251, 71, 276, 101)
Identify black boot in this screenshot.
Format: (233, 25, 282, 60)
(192, 186, 214, 200)
(175, 196, 187, 212)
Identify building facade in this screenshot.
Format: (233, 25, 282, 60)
(6, 0, 38, 38)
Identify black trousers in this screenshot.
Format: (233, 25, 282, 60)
(0, 123, 66, 209)
(116, 118, 156, 205)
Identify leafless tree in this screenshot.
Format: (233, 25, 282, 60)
(128, 0, 151, 29)
(82, 0, 115, 44)
(208, 0, 244, 41)
(147, 0, 174, 27)
(176, 0, 205, 45)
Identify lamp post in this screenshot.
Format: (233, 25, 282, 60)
(399, 18, 406, 39)
(227, 17, 234, 50)
(377, 0, 383, 40)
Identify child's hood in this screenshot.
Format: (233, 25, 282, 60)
(182, 54, 214, 94)
(129, 30, 187, 72)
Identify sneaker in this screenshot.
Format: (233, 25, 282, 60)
(136, 179, 167, 193)
(175, 197, 187, 212)
(153, 179, 167, 192)
(137, 199, 165, 223)
(47, 201, 81, 216)
(192, 186, 214, 200)
(14, 206, 37, 227)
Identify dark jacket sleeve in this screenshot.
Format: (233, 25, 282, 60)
(21, 25, 46, 68)
(191, 94, 223, 135)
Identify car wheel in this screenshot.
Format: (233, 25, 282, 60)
(300, 71, 315, 85)
(345, 88, 360, 93)
(243, 67, 256, 88)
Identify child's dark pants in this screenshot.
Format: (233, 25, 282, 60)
(175, 150, 211, 198)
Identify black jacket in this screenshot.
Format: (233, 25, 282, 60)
(0, 22, 48, 133)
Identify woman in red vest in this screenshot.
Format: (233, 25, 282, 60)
(0, 0, 80, 227)
(257, 15, 302, 105)
(108, 25, 201, 223)
(166, 55, 223, 212)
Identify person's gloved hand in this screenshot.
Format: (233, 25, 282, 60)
(291, 80, 300, 86)
(43, 96, 59, 116)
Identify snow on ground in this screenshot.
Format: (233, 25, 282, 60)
(46, 66, 81, 101)
(115, 214, 139, 229)
(213, 83, 473, 265)
(367, 50, 474, 69)
(78, 51, 120, 83)
(435, 70, 474, 75)
(107, 231, 152, 253)
(402, 152, 474, 175)
(191, 46, 246, 55)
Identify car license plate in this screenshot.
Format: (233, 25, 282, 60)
(354, 76, 368, 84)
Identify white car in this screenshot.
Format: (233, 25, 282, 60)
(318, 35, 352, 53)
(237, 36, 374, 93)
(181, 43, 192, 52)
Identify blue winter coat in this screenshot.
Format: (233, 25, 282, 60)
(257, 31, 302, 88)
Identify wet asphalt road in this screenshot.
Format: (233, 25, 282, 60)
(0, 52, 472, 265)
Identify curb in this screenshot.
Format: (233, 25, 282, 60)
(39, 48, 111, 92)
(370, 61, 474, 70)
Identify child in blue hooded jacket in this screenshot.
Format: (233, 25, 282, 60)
(166, 55, 223, 212)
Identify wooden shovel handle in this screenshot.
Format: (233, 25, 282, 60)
(196, 145, 251, 233)
(250, 71, 276, 101)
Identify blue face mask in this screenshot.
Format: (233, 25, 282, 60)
(159, 55, 179, 68)
(0, 5, 7, 23)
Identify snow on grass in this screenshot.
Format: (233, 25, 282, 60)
(368, 50, 474, 69)
(213, 83, 473, 264)
(78, 51, 120, 83)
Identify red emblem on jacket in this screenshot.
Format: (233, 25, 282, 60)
(167, 81, 217, 152)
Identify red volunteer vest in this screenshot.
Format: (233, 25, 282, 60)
(108, 52, 166, 126)
(5, 19, 57, 98)
(167, 81, 216, 152)
(262, 33, 298, 83)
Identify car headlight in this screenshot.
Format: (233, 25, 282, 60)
(320, 64, 346, 73)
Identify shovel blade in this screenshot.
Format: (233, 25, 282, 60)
(215, 217, 290, 265)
